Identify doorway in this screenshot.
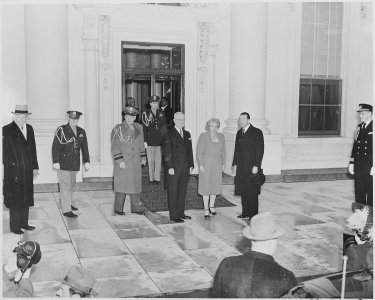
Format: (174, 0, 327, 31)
(121, 42, 185, 117)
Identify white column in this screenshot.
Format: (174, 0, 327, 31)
(25, 5, 69, 119)
(83, 38, 100, 162)
(224, 3, 270, 135)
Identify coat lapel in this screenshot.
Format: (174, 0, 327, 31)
(172, 127, 185, 144)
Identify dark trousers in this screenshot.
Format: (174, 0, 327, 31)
(240, 194, 259, 218)
(167, 167, 189, 220)
(114, 192, 145, 213)
(9, 207, 29, 231)
(354, 167, 373, 207)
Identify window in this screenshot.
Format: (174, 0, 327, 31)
(298, 2, 343, 136)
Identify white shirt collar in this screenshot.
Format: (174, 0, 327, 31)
(242, 124, 250, 133)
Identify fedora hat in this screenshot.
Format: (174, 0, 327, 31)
(242, 212, 285, 241)
(11, 105, 32, 115)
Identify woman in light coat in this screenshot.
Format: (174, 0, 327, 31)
(111, 106, 147, 215)
(196, 118, 226, 218)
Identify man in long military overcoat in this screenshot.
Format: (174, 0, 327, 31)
(348, 103, 373, 207)
(3, 105, 39, 234)
(111, 106, 147, 215)
(52, 111, 90, 218)
(232, 112, 264, 220)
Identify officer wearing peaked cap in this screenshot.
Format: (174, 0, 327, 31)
(349, 103, 373, 207)
(52, 110, 90, 218)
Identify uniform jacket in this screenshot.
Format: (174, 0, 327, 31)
(162, 127, 194, 172)
(52, 124, 90, 171)
(351, 120, 373, 171)
(142, 109, 167, 146)
(3, 122, 39, 209)
(232, 124, 264, 195)
(111, 122, 146, 193)
(212, 250, 297, 298)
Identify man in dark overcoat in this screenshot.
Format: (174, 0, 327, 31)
(3, 105, 39, 234)
(212, 212, 297, 298)
(232, 112, 264, 220)
(162, 112, 194, 223)
(348, 103, 373, 207)
(52, 111, 90, 218)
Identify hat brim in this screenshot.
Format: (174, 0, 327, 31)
(12, 112, 32, 115)
(357, 109, 371, 112)
(242, 226, 285, 241)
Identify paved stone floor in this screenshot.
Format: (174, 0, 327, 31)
(2, 180, 354, 297)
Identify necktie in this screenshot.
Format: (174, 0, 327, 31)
(242, 128, 245, 136)
(362, 123, 366, 130)
(180, 129, 183, 138)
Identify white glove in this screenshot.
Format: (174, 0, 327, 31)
(168, 168, 175, 175)
(119, 162, 126, 169)
(84, 162, 90, 170)
(348, 164, 354, 175)
(53, 163, 60, 170)
(199, 165, 205, 172)
(144, 142, 148, 149)
(232, 165, 237, 176)
(371, 167, 373, 176)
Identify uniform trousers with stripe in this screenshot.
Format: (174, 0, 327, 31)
(57, 170, 77, 213)
(146, 146, 162, 182)
(354, 166, 373, 207)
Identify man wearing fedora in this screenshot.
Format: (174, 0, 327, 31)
(212, 212, 297, 298)
(348, 103, 373, 207)
(142, 95, 167, 185)
(52, 111, 90, 218)
(3, 105, 39, 234)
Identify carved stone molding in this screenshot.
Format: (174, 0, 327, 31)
(28, 118, 67, 137)
(360, 2, 368, 18)
(198, 22, 210, 65)
(100, 15, 111, 60)
(288, 2, 295, 12)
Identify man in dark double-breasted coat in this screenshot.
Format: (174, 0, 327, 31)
(52, 110, 90, 218)
(3, 105, 39, 234)
(348, 103, 373, 207)
(162, 112, 194, 223)
(232, 112, 264, 220)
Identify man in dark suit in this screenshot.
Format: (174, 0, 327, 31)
(232, 112, 264, 220)
(212, 212, 297, 298)
(162, 112, 194, 223)
(348, 103, 373, 207)
(3, 105, 39, 234)
(160, 97, 174, 130)
(52, 110, 90, 218)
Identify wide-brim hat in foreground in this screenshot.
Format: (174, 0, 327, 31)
(63, 266, 96, 296)
(11, 104, 32, 115)
(242, 212, 285, 241)
(67, 110, 82, 119)
(124, 106, 139, 116)
(357, 103, 372, 112)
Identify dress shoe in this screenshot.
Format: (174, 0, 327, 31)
(134, 211, 145, 215)
(114, 210, 125, 215)
(172, 218, 184, 223)
(154, 180, 161, 185)
(209, 207, 217, 215)
(63, 211, 78, 218)
(71, 205, 78, 211)
(180, 215, 191, 219)
(149, 181, 155, 185)
(21, 225, 35, 231)
(11, 229, 24, 235)
(204, 209, 210, 219)
(237, 214, 250, 219)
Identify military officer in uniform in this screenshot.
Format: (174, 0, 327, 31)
(348, 103, 373, 207)
(52, 111, 90, 218)
(111, 106, 147, 215)
(142, 95, 167, 185)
